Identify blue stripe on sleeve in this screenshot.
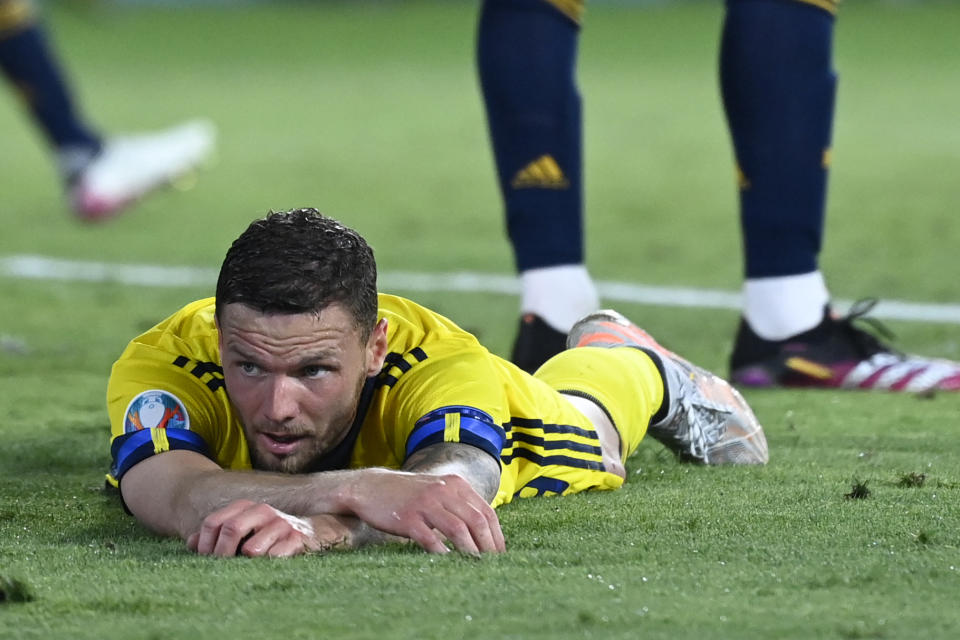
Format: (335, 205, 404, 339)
(510, 430, 602, 456)
(110, 428, 211, 480)
(405, 419, 445, 457)
(514, 476, 571, 498)
(405, 406, 506, 462)
(501, 447, 605, 471)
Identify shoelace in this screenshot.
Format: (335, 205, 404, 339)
(673, 388, 731, 461)
(835, 298, 902, 359)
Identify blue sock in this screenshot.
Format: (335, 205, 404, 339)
(0, 20, 101, 162)
(720, 0, 837, 279)
(477, 0, 582, 272)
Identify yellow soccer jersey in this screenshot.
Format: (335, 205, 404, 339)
(107, 294, 626, 506)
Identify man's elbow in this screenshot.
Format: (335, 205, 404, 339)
(119, 451, 222, 539)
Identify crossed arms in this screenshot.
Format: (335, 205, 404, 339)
(120, 442, 505, 557)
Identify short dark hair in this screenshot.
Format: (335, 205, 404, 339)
(215, 208, 378, 338)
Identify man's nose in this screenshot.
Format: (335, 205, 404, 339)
(263, 376, 300, 423)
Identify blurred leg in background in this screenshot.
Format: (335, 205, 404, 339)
(477, 0, 598, 371)
(0, 0, 214, 221)
(721, 0, 960, 392)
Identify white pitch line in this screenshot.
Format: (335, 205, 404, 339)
(0, 254, 219, 288)
(3, 253, 960, 325)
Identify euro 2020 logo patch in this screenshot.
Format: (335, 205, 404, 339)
(124, 389, 190, 433)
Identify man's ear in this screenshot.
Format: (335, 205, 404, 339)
(365, 318, 389, 376)
(214, 314, 223, 355)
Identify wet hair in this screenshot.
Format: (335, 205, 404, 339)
(215, 208, 378, 339)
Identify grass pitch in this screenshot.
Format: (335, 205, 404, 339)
(2, 2, 959, 638)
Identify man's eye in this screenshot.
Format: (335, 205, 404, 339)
(301, 365, 326, 378)
(240, 362, 260, 375)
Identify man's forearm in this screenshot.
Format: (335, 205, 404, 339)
(121, 450, 367, 539)
(121, 448, 505, 554)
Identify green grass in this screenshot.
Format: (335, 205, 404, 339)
(2, 1, 960, 638)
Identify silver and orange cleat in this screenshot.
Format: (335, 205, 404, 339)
(567, 310, 769, 465)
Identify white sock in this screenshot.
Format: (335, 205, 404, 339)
(743, 271, 830, 341)
(521, 265, 600, 332)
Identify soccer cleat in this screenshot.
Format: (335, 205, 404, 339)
(510, 313, 568, 374)
(70, 119, 216, 221)
(567, 310, 768, 465)
(730, 300, 960, 393)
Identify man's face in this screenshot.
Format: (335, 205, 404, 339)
(217, 302, 387, 473)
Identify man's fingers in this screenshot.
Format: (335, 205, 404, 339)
(186, 532, 200, 552)
(407, 498, 499, 555)
(453, 490, 504, 553)
(266, 533, 309, 558)
(476, 497, 505, 552)
(238, 518, 293, 557)
(403, 519, 452, 554)
(193, 500, 303, 557)
(217, 503, 305, 557)
(212, 517, 257, 557)
(457, 504, 503, 554)
(194, 499, 256, 555)
(445, 478, 504, 552)
(424, 496, 504, 554)
(423, 508, 480, 555)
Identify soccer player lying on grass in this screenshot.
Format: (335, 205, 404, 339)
(106, 208, 768, 558)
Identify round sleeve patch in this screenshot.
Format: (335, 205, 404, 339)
(123, 389, 190, 433)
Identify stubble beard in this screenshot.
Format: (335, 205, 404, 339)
(246, 370, 368, 474)
(248, 435, 324, 474)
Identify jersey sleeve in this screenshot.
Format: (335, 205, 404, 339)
(383, 347, 508, 464)
(105, 341, 229, 485)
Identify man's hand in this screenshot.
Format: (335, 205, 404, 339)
(338, 468, 505, 555)
(187, 500, 352, 557)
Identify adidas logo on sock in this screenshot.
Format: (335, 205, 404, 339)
(735, 165, 751, 190)
(511, 155, 569, 189)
